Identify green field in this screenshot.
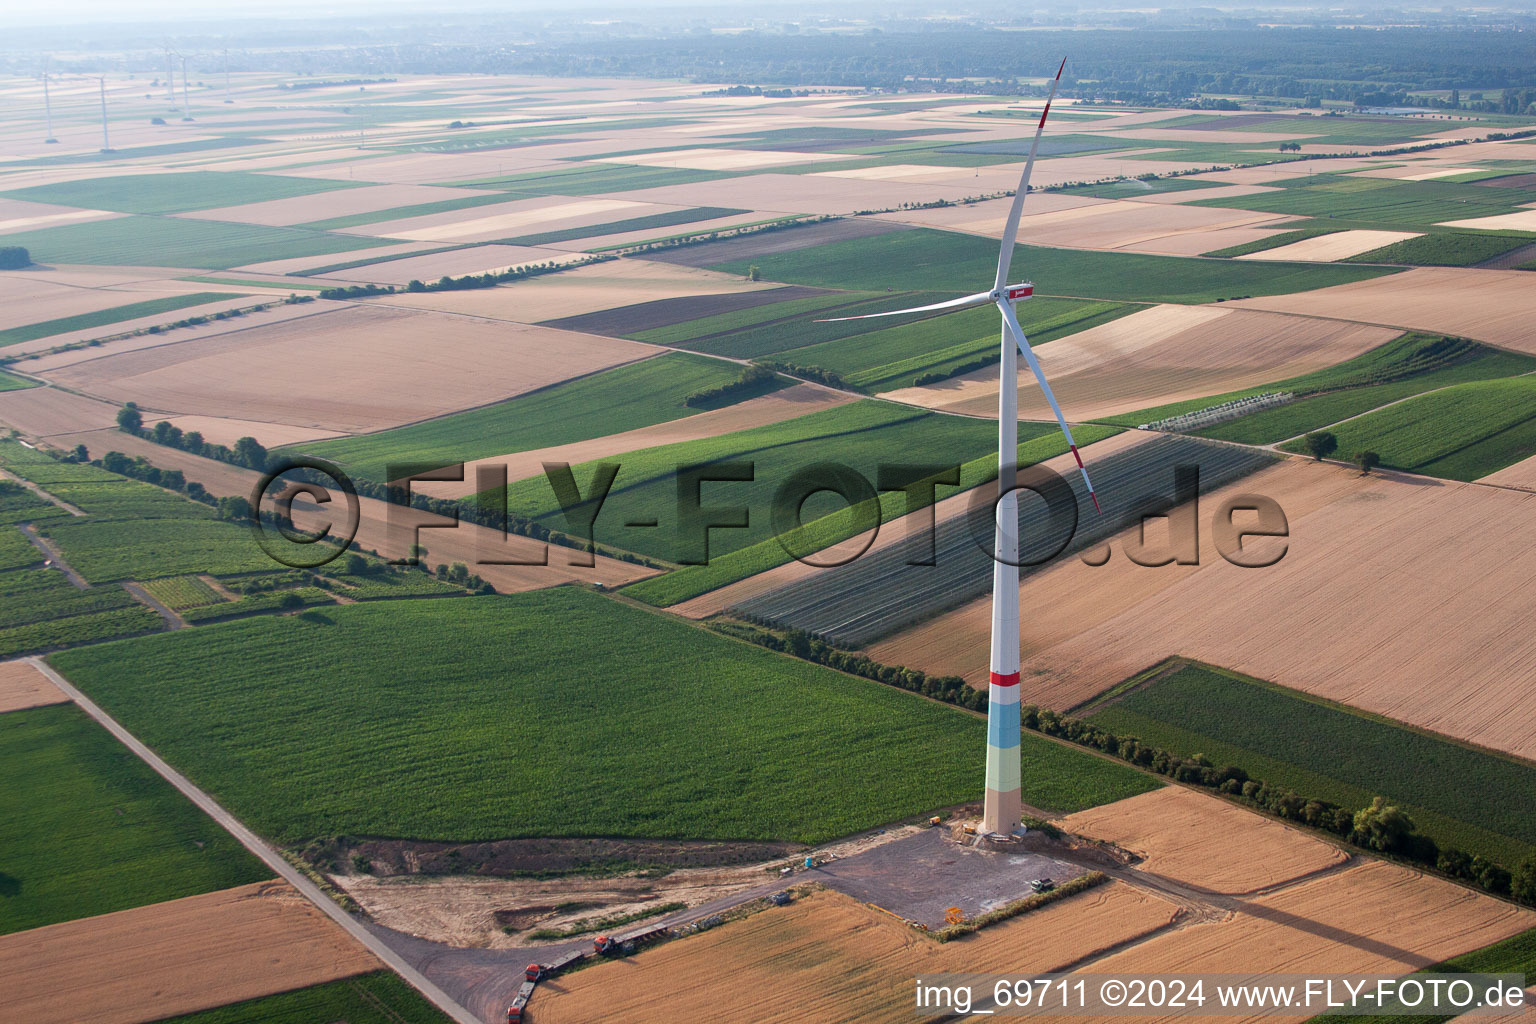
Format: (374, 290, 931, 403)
(37, 519, 274, 582)
(496, 399, 1005, 563)
(297, 191, 533, 231)
(0, 368, 38, 391)
(622, 422, 1121, 607)
(1103, 333, 1536, 446)
(1203, 225, 1343, 258)
(460, 162, 737, 195)
(139, 575, 224, 610)
(780, 299, 1139, 392)
(1346, 231, 1536, 266)
(503, 206, 750, 246)
(291, 352, 761, 482)
(0, 703, 268, 935)
(1082, 663, 1536, 868)
(49, 589, 1154, 846)
(1277, 376, 1536, 479)
(0, 216, 397, 270)
(1057, 177, 1227, 200)
(1, 171, 363, 215)
(628, 291, 940, 356)
(710, 228, 1400, 304)
(155, 972, 453, 1024)
(0, 292, 241, 347)
(0, 523, 40, 569)
(1191, 176, 1535, 231)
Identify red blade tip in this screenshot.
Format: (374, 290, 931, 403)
(1090, 492, 1101, 515)
(1056, 58, 1067, 79)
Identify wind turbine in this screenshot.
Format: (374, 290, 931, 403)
(813, 59, 1095, 837)
(96, 76, 112, 153)
(41, 58, 58, 144)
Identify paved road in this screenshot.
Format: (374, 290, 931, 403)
(27, 657, 482, 1024)
(19, 526, 87, 588)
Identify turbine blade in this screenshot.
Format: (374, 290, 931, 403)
(993, 58, 1066, 294)
(813, 289, 993, 323)
(997, 299, 1100, 514)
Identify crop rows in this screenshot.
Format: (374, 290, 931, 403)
(181, 586, 335, 623)
(0, 292, 240, 347)
(1085, 664, 1536, 868)
(732, 435, 1275, 646)
(155, 973, 454, 1024)
(0, 604, 164, 657)
(0, 524, 41, 569)
(1279, 376, 1536, 478)
(709, 227, 1399, 304)
(50, 589, 1148, 845)
(0, 703, 267, 935)
(40, 519, 274, 583)
(140, 575, 224, 610)
(0, 575, 134, 629)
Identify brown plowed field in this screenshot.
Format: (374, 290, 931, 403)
(320, 243, 580, 286)
(1063, 787, 1349, 895)
(178, 182, 490, 227)
(39, 304, 655, 433)
(0, 658, 68, 713)
(0, 881, 380, 1024)
(372, 258, 776, 322)
(882, 305, 1395, 421)
(0, 386, 122, 437)
(871, 459, 1536, 761)
(1238, 229, 1421, 262)
(1478, 451, 1536, 490)
(532, 884, 1179, 1024)
(1079, 860, 1534, 1024)
(409, 383, 856, 499)
(877, 196, 1290, 250)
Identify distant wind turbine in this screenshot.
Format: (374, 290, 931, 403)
(180, 54, 193, 120)
(41, 58, 58, 144)
(812, 59, 1094, 837)
(96, 76, 112, 152)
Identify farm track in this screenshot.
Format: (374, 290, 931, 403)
(26, 657, 484, 1024)
(0, 469, 83, 515)
(19, 525, 86, 588)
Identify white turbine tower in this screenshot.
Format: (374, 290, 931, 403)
(814, 59, 1096, 836)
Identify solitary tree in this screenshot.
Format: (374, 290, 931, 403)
(1356, 450, 1381, 475)
(1303, 431, 1338, 461)
(71, 444, 88, 463)
(278, 591, 305, 611)
(747, 264, 762, 282)
(116, 402, 142, 433)
(0, 246, 30, 270)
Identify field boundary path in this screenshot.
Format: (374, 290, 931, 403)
(1, 469, 83, 515)
(25, 657, 483, 1024)
(19, 526, 87, 588)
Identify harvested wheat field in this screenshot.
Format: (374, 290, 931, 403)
(882, 305, 1396, 421)
(1078, 860, 1533, 1024)
(1230, 268, 1536, 353)
(865, 458, 1377, 690)
(234, 240, 441, 276)
(0, 386, 122, 438)
(879, 196, 1290, 250)
(320, 243, 581, 286)
(1436, 208, 1536, 233)
(0, 277, 210, 334)
(161, 414, 345, 449)
(0, 881, 380, 1024)
(1008, 469, 1536, 761)
(1128, 224, 1296, 256)
(375, 258, 777, 322)
(531, 884, 1179, 1024)
(40, 304, 654, 433)
(0, 200, 121, 234)
(1238, 229, 1422, 262)
(0, 659, 67, 713)
(360, 196, 661, 244)
(620, 148, 854, 171)
(409, 383, 855, 499)
(17, 302, 342, 373)
(1478, 451, 1536, 490)
(671, 430, 1154, 618)
(608, 172, 983, 217)
(538, 209, 777, 254)
(177, 182, 491, 227)
(1063, 787, 1349, 895)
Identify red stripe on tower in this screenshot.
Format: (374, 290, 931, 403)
(990, 672, 1021, 687)
(1069, 443, 1083, 468)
